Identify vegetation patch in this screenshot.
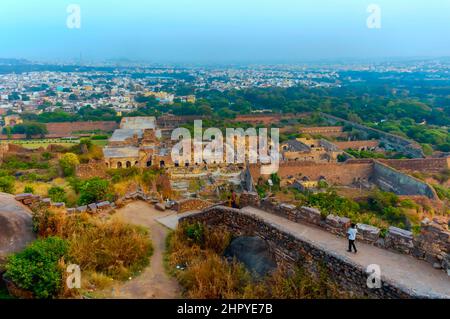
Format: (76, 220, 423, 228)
(166, 222, 349, 299)
(3, 205, 153, 299)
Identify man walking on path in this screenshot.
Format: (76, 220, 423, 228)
(347, 223, 358, 253)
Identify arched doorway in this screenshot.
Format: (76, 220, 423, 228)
(147, 160, 152, 167)
(160, 160, 165, 168)
(126, 161, 132, 168)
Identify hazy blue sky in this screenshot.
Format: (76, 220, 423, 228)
(1, 0, 450, 63)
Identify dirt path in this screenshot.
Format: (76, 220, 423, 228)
(109, 201, 181, 299)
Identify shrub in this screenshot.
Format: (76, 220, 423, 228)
(5, 237, 68, 299)
(78, 177, 113, 205)
(48, 186, 67, 203)
(59, 153, 79, 177)
(91, 135, 108, 140)
(108, 167, 140, 183)
(185, 223, 205, 245)
(0, 176, 15, 194)
(24, 185, 35, 194)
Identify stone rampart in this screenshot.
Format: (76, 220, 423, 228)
(180, 206, 431, 298)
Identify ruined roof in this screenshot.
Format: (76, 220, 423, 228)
(103, 146, 139, 158)
(120, 116, 156, 130)
(109, 129, 143, 142)
(282, 139, 310, 152)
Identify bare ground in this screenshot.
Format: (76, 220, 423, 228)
(106, 201, 181, 299)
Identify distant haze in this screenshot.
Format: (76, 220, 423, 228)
(1, 0, 450, 64)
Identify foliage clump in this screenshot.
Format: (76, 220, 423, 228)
(5, 237, 68, 299)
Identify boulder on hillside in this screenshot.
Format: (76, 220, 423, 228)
(0, 193, 36, 271)
(224, 236, 277, 278)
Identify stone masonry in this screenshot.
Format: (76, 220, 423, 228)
(238, 191, 450, 272)
(180, 206, 425, 298)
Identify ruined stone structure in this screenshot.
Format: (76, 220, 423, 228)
(378, 158, 450, 174)
(334, 140, 380, 151)
(321, 113, 425, 158)
(103, 117, 172, 169)
(249, 161, 373, 186)
(0, 143, 8, 162)
(179, 205, 450, 298)
(76, 160, 108, 179)
(233, 114, 283, 125)
(45, 121, 119, 138)
(299, 126, 345, 137)
(248, 159, 439, 200)
(173, 198, 214, 213)
(372, 161, 438, 199)
(281, 138, 342, 162)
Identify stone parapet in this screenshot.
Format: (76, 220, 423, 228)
(14, 193, 115, 216)
(385, 227, 414, 254)
(180, 206, 442, 299)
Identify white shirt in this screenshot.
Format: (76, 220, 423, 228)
(347, 228, 358, 240)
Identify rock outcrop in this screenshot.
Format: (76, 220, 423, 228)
(0, 193, 36, 270)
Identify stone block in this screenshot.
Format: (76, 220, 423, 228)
(357, 223, 381, 243)
(96, 201, 111, 210)
(239, 192, 260, 208)
(385, 226, 414, 254)
(22, 195, 41, 205)
(325, 214, 351, 235)
(66, 208, 76, 214)
(52, 202, 65, 209)
(76, 205, 88, 213)
(298, 207, 322, 225)
(155, 203, 166, 211)
(41, 198, 52, 207)
(14, 193, 33, 201)
(88, 203, 98, 213)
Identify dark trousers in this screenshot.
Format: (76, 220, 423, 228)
(348, 240, 357, 252)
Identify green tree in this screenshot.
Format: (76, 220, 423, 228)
(59, 153, 80, 177)
(78, 177, 112, 205)
(47, 186, 67, 203)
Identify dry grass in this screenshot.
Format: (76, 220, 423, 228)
(113, 178, 140, 197)
(167, 222, 349, 299)
(32, 206, 153, 285)
(69, 217, 153, 280)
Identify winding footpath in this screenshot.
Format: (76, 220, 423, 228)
(110, 201, 181, 299)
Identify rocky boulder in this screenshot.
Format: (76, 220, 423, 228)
(224, 236, 277, 277)
(0, 193, 36, 271)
